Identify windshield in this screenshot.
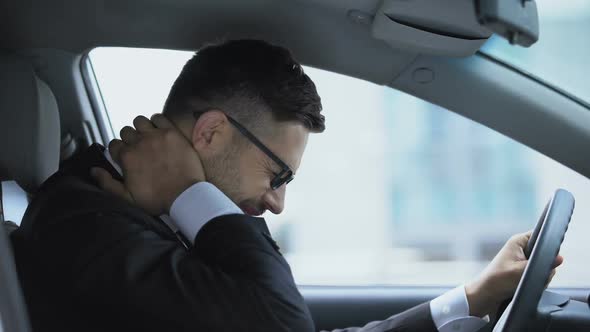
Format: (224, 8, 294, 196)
(480, 0, 590, 104)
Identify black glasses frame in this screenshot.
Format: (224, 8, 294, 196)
(194, 111, 294, 190)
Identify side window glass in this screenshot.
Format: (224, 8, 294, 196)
(89, 47, 590, 288)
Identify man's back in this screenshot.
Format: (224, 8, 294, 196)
(12, 145, 315, 332)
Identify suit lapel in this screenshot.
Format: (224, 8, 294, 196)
(251, 218, 281, 253)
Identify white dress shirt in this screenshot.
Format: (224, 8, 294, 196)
(103, 149, 489, 332)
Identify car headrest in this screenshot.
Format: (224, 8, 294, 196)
(0, 54, 61, 194)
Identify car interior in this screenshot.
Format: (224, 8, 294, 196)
(1, 0, 590, 331)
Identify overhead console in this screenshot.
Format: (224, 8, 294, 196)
(372, 0, 539, 57)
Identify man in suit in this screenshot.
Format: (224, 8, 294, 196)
(15, 39, 562, 332)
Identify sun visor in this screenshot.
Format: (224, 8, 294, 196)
(372, 0, 492, 57)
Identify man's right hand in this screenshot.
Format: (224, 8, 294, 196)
(91, 114, 206, 216)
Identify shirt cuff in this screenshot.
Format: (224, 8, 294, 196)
(170, 182, 243, 244)
(430, 285, 490, 332)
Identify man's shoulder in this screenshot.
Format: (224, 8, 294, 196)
(22, 173, 140, 234)
(24, 143, 130, 225)
(18, 173, 184, 256)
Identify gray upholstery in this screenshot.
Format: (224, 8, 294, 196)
(0, 54, 40, 332)
(0, 212, 31, 332)
(4, 220, 19, 234)
(0, 54, 61, 193)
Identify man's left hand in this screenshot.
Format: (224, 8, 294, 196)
(91, 114, 206, 216)
(465, 231, 564, 318)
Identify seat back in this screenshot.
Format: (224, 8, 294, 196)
(1, 181, 28, 332)
(0, 217, 31, 332)
(0, 54, 60, 194)
(0, 52, 61, 332)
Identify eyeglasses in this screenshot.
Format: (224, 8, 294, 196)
(194, 112, 294, 190)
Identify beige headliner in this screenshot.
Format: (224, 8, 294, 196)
(1, 0, 590, 178)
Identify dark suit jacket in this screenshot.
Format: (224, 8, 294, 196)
(12, 144, 437, 332)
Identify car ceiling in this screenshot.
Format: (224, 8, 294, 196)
(0, 0, 417, 85)
(2, 0, 590, 179)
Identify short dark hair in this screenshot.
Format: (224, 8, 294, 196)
(163, 39, 325, 134)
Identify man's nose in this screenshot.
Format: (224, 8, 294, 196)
(263, 185, 286, 215)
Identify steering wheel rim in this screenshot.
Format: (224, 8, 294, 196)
(494, 189, 575, 332)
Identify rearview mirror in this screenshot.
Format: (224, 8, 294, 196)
(476, 0, 540, 47)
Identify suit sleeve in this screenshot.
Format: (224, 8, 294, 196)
(32, 209, 314, 332)
(322, 302, 438, 332)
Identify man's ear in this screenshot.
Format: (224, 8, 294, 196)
(191, 110, 232, 153)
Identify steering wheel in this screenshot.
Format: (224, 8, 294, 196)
(493, 189, 575, 332)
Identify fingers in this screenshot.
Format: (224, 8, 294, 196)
(90, 167, 134, 203)
(133, 115, 155, 133)
(124, 115, 175, 142)
(120, 126, 140, 145)
(511, 230, 533, 248)
(108, 139, 126, 165)
(543, 256, 563, 288)
(150, 113, 175, 129)
(552, 255, 564, 269)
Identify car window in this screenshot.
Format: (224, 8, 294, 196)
(89, 47, 590, 287)
(481, 1, 590, 104)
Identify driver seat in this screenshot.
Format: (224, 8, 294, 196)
(0, 52, 61, 332)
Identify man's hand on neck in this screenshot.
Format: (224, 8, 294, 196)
(91, 114, 206, 216)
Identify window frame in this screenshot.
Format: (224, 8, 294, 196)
(83, 46, 590, 289)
